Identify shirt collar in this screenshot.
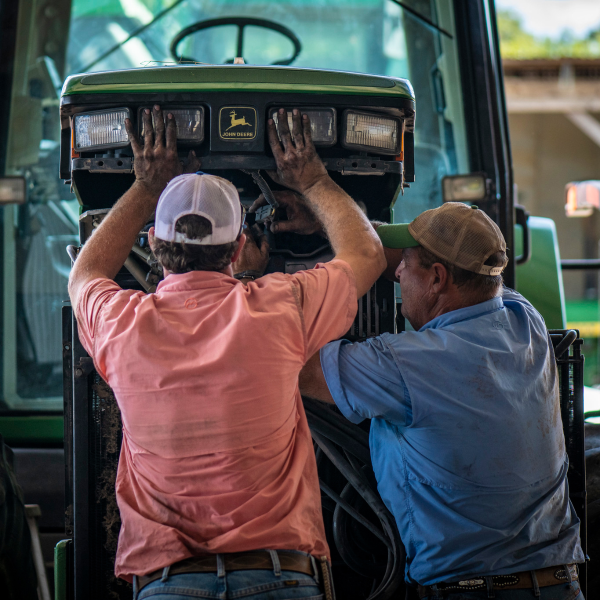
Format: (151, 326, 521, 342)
(419, 295, 504, 332)
(156, 270, 237, 293)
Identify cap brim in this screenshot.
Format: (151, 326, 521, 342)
(376, 224, 419, 249)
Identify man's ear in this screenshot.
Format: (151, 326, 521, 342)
(231, 233, 247, 264)
(431, 262, 450, 293)
(148, 226, 156, 252)
(383, 247, 403, 281)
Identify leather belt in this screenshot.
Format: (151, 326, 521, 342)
(138, 550, 315, 592)
(417, 564, 579, 598)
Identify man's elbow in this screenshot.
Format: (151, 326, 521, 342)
(360, 239, 387, 275)
(68, 266, 87, 309)
(67, 274, 79, 309)
(375, 244, 387, 274)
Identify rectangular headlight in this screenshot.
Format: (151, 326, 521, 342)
(269, 107, 336, 146)
(140, 107, 204, 144)
(342, 110, 400, 155)
(74, 108, 131, 151)
(442, 175, 487, 202)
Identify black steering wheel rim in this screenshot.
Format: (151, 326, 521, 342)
(170, 16, 302, 66)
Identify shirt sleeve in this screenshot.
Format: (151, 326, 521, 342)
(320, 336, 412, 426)
(74, 277, 123, 363)
(289, 259, 358, 359)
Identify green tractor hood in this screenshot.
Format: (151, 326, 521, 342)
(61, 64, 415, 99)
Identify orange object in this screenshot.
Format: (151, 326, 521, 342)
(70, 125, 80, 159)
(395, 125, 405, 162)
(74, 262, 357, 582)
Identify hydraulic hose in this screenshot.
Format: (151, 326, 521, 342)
(124, 256, 155, 293)
(305, 399, 406, 600)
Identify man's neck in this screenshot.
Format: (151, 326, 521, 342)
(162, 264, 234, 278)
(416, 290, 498, 330)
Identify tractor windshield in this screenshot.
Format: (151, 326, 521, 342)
(2, 0, 469, 411)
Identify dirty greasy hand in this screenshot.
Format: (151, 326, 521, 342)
(125, 105, 190, 200)
(181, 149, 201, 174)
(266, 108, 329, 195)
(233, 224, 270, 276)
(249, 190, 324, 236)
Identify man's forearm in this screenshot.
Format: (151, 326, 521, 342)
(308, 217, 401, 277)
(299, 352, 335, 404)
(68, 182, 158, 302)
(302, 178, 382, 261)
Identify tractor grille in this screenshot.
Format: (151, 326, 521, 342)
(89, 376, 129, 599)
(347, 279, 394, 341)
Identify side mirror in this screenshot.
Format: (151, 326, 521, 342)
(565, 180, 600, 217)
(515, 204, 531, 265)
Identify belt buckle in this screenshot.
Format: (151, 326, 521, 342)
(457, 578, 485, 588)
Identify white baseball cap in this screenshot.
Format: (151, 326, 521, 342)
(154, 172, 244, 245)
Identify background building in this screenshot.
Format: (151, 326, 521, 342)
(497, 3, 600, 382)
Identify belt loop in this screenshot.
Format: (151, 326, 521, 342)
(269, 549, 281, 577)
(431, 585, 444, 600)
(485, 576, 495, 599)
(320, 556, 336, 600)
(531, 570, 541, 597)
(564, 564, 573, 584)
(161, 565, 170, 583)
(310, 555, 320, 585)
(217, 554, 226, 578)
(133, 575, 138, 600)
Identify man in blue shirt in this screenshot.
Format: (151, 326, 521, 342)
(296, 201, 585, 599)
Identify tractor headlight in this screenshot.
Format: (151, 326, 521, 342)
(342, 110, 401, 155)
(269, 107, 336, 146)
(74, 108, 131, 151)
(140, 107, 204, 143)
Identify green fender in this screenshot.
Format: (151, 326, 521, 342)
(54, 539, 72, 600)
(515, 216, 566, 329)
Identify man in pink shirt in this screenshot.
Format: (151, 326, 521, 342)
(68, 105, 385, 600)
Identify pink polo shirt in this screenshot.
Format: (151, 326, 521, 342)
(74, 261, 356, 582)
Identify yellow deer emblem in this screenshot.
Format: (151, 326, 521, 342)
(226, 110, 253, 131)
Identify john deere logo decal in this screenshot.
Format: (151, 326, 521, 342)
(219, 107, 257, 140)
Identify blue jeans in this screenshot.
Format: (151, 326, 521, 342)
(136, 569, 323, 600)
(422, 580, 584, 599)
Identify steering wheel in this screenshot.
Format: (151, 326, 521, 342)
(170, 17, 302, 66)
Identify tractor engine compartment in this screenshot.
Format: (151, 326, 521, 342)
(64, 86, 415, 343)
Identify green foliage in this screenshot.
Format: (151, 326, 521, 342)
(498, 9, 600, 59)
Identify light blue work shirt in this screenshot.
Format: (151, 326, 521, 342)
(320, 288, 584, 585)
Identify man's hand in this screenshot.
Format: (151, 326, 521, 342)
(182, 150, 201, 174)
(70, 105, 192, 308)
(125, 105, 197, 199)
(267, 109, 329, 195)
(232, 225, 270, 276)
(266, 109, 385, 297)
(249, 190, 324, 235)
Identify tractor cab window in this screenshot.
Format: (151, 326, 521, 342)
(2, 0, 468, 411)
